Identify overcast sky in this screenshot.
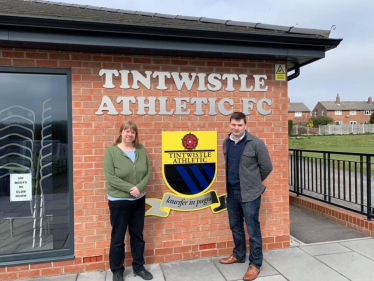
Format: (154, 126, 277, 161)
(52, 0, 374, 110)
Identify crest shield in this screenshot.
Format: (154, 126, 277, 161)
(162, 131, 217, 196)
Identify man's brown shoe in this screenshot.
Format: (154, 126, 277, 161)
(243, 265, 260, 281)
(219, 255, 245, 264)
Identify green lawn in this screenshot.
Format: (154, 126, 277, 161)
(289, 134, 374, 173)
(289, 134, 374, 154)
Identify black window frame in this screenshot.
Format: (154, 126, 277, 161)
(0, 66, 74, 266)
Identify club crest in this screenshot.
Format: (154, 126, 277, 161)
(145, 131, 226, 217)
(162, 131, 217, 196)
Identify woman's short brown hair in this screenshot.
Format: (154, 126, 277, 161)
(114, 120, 139, 148)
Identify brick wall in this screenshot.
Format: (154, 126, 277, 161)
(312, 102, 326, 118)
(312, 103, 372, 125)
(326, 110, 371, 125)
(0, 48, 290, 280)
(288, 112, 311, 123)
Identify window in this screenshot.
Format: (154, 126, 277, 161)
(295, 112, 302, 117)
(349, 110, 357, 115)
(350, 121, 357, 125)
(322, 110, 324, 116)
(314, 111, 317, 117)
(335, 121, 342, 125)
(364, 110, 371, 115)
(0, 67, 73, 265)
(335, 110, 342, 115)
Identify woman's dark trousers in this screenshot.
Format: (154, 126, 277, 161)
(109, 196, 146, 274)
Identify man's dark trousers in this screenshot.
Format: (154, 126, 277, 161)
(227, 188, 263, 268)
(109, 196, 146, 274)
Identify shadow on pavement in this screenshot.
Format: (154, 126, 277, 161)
(290, 204, 369, 244)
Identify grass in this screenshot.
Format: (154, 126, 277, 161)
(289, 134, 374, 174)
(289, 134, 374, 154)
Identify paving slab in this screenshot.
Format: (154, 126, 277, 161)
(257, 276, 288, 281)
(339, 238, 374, 260)
(299, 242, 352, 256)
(77, 271, 106, 281)
(316, 252, 374, 281)
(213, 257, 278, 281)
(162, 259, 225, 281)
(106, 264, 164, 281)
(25, 274, 78, 281)
(20, 238, 374, 281)
(264, 247, 349, 281)
(290, 236, 304, 247)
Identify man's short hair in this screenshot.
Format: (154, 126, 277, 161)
(230, 112, 247, 124)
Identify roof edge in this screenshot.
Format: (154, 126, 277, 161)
(0, 14, 343, 51)
(26, 0, 334, 38)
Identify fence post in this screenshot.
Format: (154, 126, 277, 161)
(327, 152, 331, 202)
(323, 152, 327, 201)
(294, 150, 300, 197)
(293, 150, 296, 194)
(300, 151, 303, 195)
(366, 155, 372, 220)
(360, 155, 364, 213)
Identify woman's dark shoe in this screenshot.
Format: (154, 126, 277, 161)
(113, 271, 123, 281)
(134, 268, 153, 280)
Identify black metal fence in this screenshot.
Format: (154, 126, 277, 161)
(289, 149, 373, 220)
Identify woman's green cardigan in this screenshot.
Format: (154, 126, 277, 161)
(104, 144, 151, 198)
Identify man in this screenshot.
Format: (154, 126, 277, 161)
(220, 112, 272, 281)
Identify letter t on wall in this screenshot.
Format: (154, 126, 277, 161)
(99, 69, 119, 88)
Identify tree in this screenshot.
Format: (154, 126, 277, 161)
(310, 116, 334, 127)
(306, 119, 314, 128)
(288, 120, 293, 135)
(370, 113, 374, 124)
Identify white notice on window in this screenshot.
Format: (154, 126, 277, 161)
(10, 173, 32, 202)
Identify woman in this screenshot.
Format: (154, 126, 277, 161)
(104, 121, 152, 281)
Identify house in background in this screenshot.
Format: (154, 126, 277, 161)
(288, 102, 311, 123)
(312, 94, 374, 125)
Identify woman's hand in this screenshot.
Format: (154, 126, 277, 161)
(130, 186, 140, 197)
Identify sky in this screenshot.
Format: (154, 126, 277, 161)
(51, 0, 374, 110)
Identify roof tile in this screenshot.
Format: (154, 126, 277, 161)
(319, 101, 374, 111)
(226, 21, 257, 28)
(256, 23, 291, 32)
(135, 11, 156, 17)
(199, 17, 227, 24)
(0, 0, 332, 38)
(289, 103, 310, 112)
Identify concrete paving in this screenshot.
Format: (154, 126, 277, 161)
(24, 237, 374, 281)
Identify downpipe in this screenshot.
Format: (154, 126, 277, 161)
(287, 67, 300, 81)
